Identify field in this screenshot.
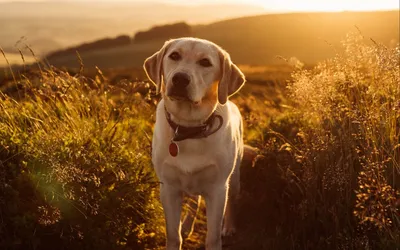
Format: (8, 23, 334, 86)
(0, 32, 399, 250)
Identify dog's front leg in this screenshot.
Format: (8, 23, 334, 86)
(204, 185, 228, 250)
(160, 184, 183, 250)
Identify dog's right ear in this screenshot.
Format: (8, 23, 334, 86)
(143, 40, 173, 94)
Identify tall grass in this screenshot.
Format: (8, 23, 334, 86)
(0, 66, 164, 249)
(289, 32, 399, 237)
(227, 32, 399, 250)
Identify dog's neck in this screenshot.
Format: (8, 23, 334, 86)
(164, 100, 219, 127)
(167, 111, 213, 127)
(164, 105, 224, 142)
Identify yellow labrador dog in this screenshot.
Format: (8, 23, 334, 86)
(144, 37, 245, 250)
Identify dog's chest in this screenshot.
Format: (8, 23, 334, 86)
(163, 160, 220, 195)
(156, 138, 233, 195)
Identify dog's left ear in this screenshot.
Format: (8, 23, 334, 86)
(143, 40, 173, 94)
(218, 49, 246, 105)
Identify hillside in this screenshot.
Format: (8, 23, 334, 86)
(0, 1, 264, 59)
(195, 11, 399, 64)
(44, 11, 399, 69)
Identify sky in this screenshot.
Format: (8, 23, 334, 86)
(0, 0, 398, 11)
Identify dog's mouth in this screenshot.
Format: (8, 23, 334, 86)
(168, 95, 189, 102)
(167, 95, 201, 106)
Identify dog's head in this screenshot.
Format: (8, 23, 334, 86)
(144, 37, 245, 122)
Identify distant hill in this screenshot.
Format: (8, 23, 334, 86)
(44, 11, 399, 68)
(44, 22, 192, 61)
(46, 35, 132, 60)
(0, 1, 264, 58)
(133, 22, 192, 43)
(194, 11, 400, 65)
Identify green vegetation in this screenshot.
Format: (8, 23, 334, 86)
(0, 34, 398, 249)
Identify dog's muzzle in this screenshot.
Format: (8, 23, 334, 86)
(167, 72, 190, 100)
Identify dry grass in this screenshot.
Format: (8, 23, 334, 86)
(227, 32, 399, 250)
(288, 32, 399, 248)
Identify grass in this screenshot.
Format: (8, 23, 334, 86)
(287, 32, 400, 249)
(227, 32, 399, 249)
(0, 64, 165, 249)
(0, 33, 399, 250)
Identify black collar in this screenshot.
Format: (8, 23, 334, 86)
(165, 108, 223, 142)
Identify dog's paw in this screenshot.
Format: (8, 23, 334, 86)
(222, 226, 236, 247)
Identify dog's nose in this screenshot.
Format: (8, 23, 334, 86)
(172, 72, 190, 88)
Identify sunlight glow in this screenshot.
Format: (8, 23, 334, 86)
(0, 0, 398, 12)
(250, 0, 399, 11)
(160, 0, 399, 11)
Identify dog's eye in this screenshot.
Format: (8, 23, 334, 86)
(198, 58, 212, 67)
(169, 52, 181, 61)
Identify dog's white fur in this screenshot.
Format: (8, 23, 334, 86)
(144, 37, 245, 250)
